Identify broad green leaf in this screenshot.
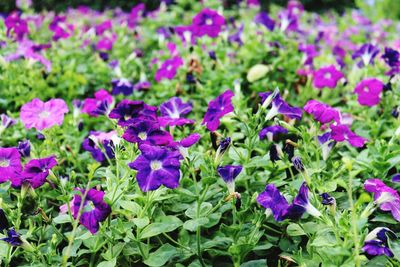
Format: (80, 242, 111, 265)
(140, 216, 182, 239)
(143, 244, 177, 267)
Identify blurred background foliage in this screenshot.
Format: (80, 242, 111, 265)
(0, 0, 399, 20)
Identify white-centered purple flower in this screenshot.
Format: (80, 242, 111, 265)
(109, 100, 158, 127)
(254, 12, 275, 31)
(259, 125, 288, 141)
(352, 44, 380, 67)
(158, 97, 194, 127)
(0, 147, 22, 183)
(122, 121, 173, 146)
(111, 78, 133, 96)
(82, 131, 116, 162)
(202, 90, 235, 132)
(155, 57, 184, 82)
(363, 227, 396, 258)
(191, 8, 225, 38)
(217, 165, 243, 194)
(259, 92, 302, 121)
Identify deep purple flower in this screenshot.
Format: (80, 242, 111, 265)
(330, 124, 367, 148)
(20, 98, 69, 131)
(0, 148, 22, 183)
(171, 133, 201, 158)
(382, 47, 400, 68)
(128, 144, 182, 192)
(1, 228, 22, 246)
(0, 114, 16, 131)
(354, 78, 384, 107)
(312, 65, 344, 89)
(17, 140, 31, 158)
(134, 81, 151, 91)
(191, 8, 225, 38)
(259, 125, 288, 141)
(304, 100, 341, 124)
(5, 12, 28, 40)
(155, 57, 184, 82)
(318, 132, 334, 160)
(254, 12, 275, 31)
(202, 90, 235, 131)
(158, 97, 194, 127)
(109, 100, 158, 127)
(217, 165, 243, 194)
(72, 188, 111, 234)
(111, 78, 133, 96)
(283, 182, 321, 219)
(320, 193, 335, 205)
(122, 121, 173, 146)
(352, 44, 380, 67)
(364, 179, 400, 222)
(278, 10, 298, 32)
(292, 156, 305, 172)
(363, 227, 395, 257)
(82, 89, 113, 117)
(392, 174, 400, 183)
(11, 155, 57, 189)
(259, 92, 302, 120)
(82, 131, 116, 162)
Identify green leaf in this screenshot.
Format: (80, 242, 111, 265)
(132, 217, 150, 229)
(140, 216, 182, 239)
(143, 244, 177, 267)
(241, 259, 267, 267)
(53, 214, 71, 224)
(97, 258, 116, 267)
(119, 200, 141, 215)
(183, 218, 209, 232)
(286, 223, 306, 236)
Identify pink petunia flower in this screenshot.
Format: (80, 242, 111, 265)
(20, 99, 69, 131)
(312, 65, 344, 89)
(354, 78, 384, 107)
(330, 124, 367, 147)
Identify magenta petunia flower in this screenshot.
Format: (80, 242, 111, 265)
(0, 148, 22, 183)
(128, 144, 182, 192)
(158, 97, 194, 127)
(191, 8, 225, 38)
(11, 155, 57, 189)
(82, 89, 113, 117)
(354, 78, 384, 107)
(312, 65, 344, 89)
(304, 100, 341, 124)
(72, 188, 111, 234)
(330, 124, 367, 147)
(20, 99, 69, 131)
(49, 16, 74, 41)
(109, 100, 158, 127)
(154, 57, 184, 82)
(5, 12, 29, 40)
(202, 90, 235, 132)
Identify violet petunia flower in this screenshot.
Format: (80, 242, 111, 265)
(259, 92, 302, 120)
(259, 125, 288, 141)
(330, 124, 367, 147)
(128, 144, 182, 192)
(82, 131, 116, 162)
(172, 133, 201, 158)
(155, 57, 184, 82)
(382, 47, 400, 75)
(312, 65, 344, 89)
(0, 114, 16, 133)
(364, 179, 400, 222)
(17, 140, 31, 158)
(202, 90, 235, 132)
(320, 193, 335, 206)
(82, 89, 113, 117)
(352, 44, 380, 67)
(191, 8, 225, 38)
(122, 121, 173, 146)
(20, 98, 69, 131)
(49, 16, 74, 41)
(254, 12, 275, 31)
(304, 100, 341, 124)
(158, 97, 194, 127)
(109, 100, 158, 127)
(318, 132, 334, 160)
(72, 188, 111, 234)
(278, 10, 298, 32)
(95, 20, 112, 36)
(111, 78, 133, 96)
(363, 227, 396, 257)
(1, 228, 22, 246)
(228, 24, 244, 46)
(0, 147, 22, 183)
(354, 78, 384, 107)
(11, 155, 57, 189)
(217, 165, 243, 194)
(392, 174, 400, 183)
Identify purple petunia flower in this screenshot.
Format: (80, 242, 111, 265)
(312, 65, 344, 89)
(0, 147, 22, 183)
(158, 97, 194, 127)
(72, 188, 111, 234)
(304, 100, 341, 124)
(49, 16, 74, 41)
(17, 140, 31, 158)
(259, 125, 288, 141)
(382, 47, 400, 68)
(352, 44, 380, 67)
(217, 165, 243, 194)
(299, 44, 318, 66)
(259, 92, 302, 121)
(82, 131, 116, 162)
(392, 174, 400, 183)
(363, 227, 396, 257)
(202, 90, 235, 132)
(122, 121, 173, 146)
(354, 78, 384, 107)
(5, 12, 28, 40)
(254, 12, 275, 31)
(96, 34, 117, 52)
(320, 193, 335, 206)
(11, 155, 57, 189)
(0, 114, 16, 133)
(1, 228, 22, 246)
(257, 183, 321, 221)
(82, 89, 113, 117)
(20, 98, 69, 131)
(95, 20, 112, 36)
(278, 10, 298, 32)
(128, 144, 182, 192)
(330, 124, 367, 147)
(155, 57, 184, 82)
(191, 8, 225, 38)
(111, 78, 133, 96)
(364, 179, 400, 222)
(228, 24, 244, 46)
(318, 132, 334, 160)
(172, 133, 201, 158)
(109, 100, 158, 127)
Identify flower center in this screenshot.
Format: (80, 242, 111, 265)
(150, 160, 162, 171)
(138, 132, 147, 140)
(39, 111, 50, 119)
(323, 72, 332, 79)
(205, 18, 213, 25)
(166, 65, 173, 71)
(0, 158, 10, 167)
(82, 200, 96, 213)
